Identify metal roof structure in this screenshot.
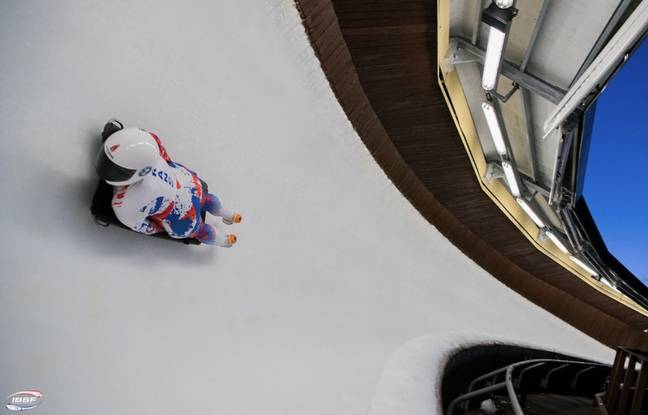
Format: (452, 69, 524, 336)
(442, 0, 648, 308)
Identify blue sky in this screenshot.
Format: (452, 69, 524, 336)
(582, 36, 648, 284)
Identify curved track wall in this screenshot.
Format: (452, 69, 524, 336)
(0, 1, 615, 414)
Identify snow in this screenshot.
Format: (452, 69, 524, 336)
(0, 1, 612, 414)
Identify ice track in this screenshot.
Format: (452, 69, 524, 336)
(0, 1, 612, 414)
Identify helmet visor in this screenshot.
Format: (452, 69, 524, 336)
(95, 148, 136, 183)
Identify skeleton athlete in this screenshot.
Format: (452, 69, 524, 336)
(95, 120, 241, 247)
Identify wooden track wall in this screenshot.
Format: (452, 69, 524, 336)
(295, 0, 648, 349)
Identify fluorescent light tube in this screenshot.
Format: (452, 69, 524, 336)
(482, 26, 506, 91)
(546, 230, 569, 254)
(570, 256, 599, 276)
(600, 277, 616, 290)
(481, 102, 507, 155)
(516, 198, 545, 228)
(501, 161, 520, 197)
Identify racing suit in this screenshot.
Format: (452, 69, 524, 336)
(111, 133, 223, 244)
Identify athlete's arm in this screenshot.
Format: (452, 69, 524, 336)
(112, 187, 164, 235)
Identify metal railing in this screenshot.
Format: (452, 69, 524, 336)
(446, 358, 609, 414)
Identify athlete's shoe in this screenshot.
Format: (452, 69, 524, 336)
(223, 234, 238, 248)
(214, 232, 237, 247)
(222, 212, 243, 225)
(102, 119, 124, 142)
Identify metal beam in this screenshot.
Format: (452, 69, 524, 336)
(540, 363, 570, 388)
(515, 362, 545, 388)
(559, 208, 584, 251)
(520, 0, 551, 72)
(485, 162, 549, 198)
(571, 0, 634, 86)
(453, 36, 566, 104)
(521, 173, 549, 198)
(544, 1, 648, 135)
(570, 366, 596, 388)
(505, 367, 525, 415)
(521, 89, 540, 182)
(548, 128, 574, 205)
(471, 0, 485, 45)
(518, 0, 551, 182)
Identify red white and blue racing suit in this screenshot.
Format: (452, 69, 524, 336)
(112, 133, 222, 244)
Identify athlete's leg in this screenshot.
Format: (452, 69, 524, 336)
(193, 222, 237, 247)
(203, 193, 242, 225)
(203, 193, 223, 215)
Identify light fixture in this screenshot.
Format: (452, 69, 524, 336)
(501, 160, 521, 197)
(481, 102, 507, 155)
(600, 277, 616, 290)
(570, 256, 599, 276)
(545, 230, 569, 254)
(482, 27, 506, 90)
(481, 2, 517, 91)
(516, 198, 544, 228)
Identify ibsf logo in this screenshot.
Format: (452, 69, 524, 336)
(5, 391, 43, 412)
(138, 166, 152, 176)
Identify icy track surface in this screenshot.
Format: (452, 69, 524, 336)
(0, 1, 612, 414)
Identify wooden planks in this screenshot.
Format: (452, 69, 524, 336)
(294, 0, 648, 348)
(602, 348, 648, 414)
